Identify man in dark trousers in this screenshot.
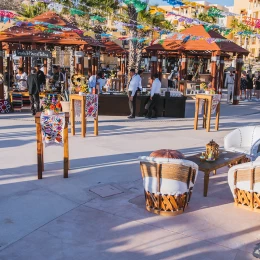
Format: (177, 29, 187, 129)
(127, 69, 139, 119)
(35, 65, 46, 89)
(27, 69, 40, 115)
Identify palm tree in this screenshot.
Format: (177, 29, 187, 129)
(19, 2, 48, 18)
(197, 13, 217, 24)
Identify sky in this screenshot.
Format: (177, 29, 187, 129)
(149, 0, 234, 6)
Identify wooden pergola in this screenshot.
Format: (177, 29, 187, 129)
(146, 25, 249, 104)
(0, 11, 126, 98)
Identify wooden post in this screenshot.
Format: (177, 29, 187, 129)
(0, 42, 4, 99)
(81, 95, 86, 137)
(158, 55, 162, 80)
(194, 97, 200, 130)
(233, 55, 243, 105)
(88, 55, 92, 72)
(63, 117, 69, 178)
(180, 53, 187, 80)
(43, 59, 47, 75)
(92, 55, 95, 75)
(94, 115, 98, 136)
(70, 98, 75, 135)
(218, 57, 225, 94)
(211, 51, 219, 91)
(94, 57, 98, 74)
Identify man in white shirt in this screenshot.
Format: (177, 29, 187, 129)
(225, 71, 235, 104)
(147, 73, 161, 119)
(128, 69, 139, 119)
(136, 70, 143, 92)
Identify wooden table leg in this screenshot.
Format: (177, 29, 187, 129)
(206, 97, 212, 132)
(203, 99, 207, 129)
(81, 99, 86, 138)
(64, 122, 69, 178)
(71, 99, 75, 136)
(194, 97, 200, 130)
(94, 115, 98, 136)
(215, 102, 220, 131)
(41, 144, 44, 172)
(36, 123, 42, 179)
(204, 171, 210, 197)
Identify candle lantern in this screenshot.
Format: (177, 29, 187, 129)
(206, 140, 219, 160)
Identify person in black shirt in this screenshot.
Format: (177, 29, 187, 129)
(27, 69, 40, 115)
(35, 65, 46, 89)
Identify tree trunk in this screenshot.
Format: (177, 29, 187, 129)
(127, 5, 138, 74)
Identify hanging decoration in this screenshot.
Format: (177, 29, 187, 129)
(0, 99, 11, 113)
(90, 15, 106, 23)
(123, 0, 147, 12)
(70, 8, 85, 16)
(208, 7, 225, 18)
(149, 6, 167, 15)
(47, 3, 63, 13)
(161, 0, 184, 6)
(40, 113, 65, 147)
(85, 94, 98, 119)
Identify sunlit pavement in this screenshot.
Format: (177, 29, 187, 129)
(0, 99, 259, 260)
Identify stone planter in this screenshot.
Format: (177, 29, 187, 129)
(60, 101, 70, 113)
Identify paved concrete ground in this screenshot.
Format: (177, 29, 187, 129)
(0, 99, 260, 260)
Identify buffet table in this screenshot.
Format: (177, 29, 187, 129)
(98, 94, 186, 118)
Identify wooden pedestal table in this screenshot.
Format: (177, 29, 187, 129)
(187, 151, 246, 197)
(70, 94, 98, 138)
(35, 112, 69, 179)
(194, 94, 220, 132)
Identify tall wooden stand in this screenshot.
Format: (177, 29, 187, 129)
(70, 94, 98, 138)
(35, 112, 69, 179)
(194, 94, 220, 132)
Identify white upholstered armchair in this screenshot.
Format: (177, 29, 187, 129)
(224, 126, 260, 161)
(228, 158, 260, 212)
(138, 156, 199, 216)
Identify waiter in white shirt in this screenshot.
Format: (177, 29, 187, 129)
(147, 73, 161, 119)
(128, 69, 139, 119)
(225, 71, 235, 104)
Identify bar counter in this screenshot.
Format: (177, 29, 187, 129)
(98, 94, 187, 118)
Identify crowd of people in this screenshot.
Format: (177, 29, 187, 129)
(225, 69, 260, 103)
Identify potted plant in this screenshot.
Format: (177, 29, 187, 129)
(200, 82, 215, 95)
(41, 96, 61, 115)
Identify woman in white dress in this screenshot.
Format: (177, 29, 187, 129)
(16, 67, 28, 91)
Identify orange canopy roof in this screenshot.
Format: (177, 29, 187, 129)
(146, 25, 249, 55)
(0, 11, 104, 49)
(102, 40, 126, 55)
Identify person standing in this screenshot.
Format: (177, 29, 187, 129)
(35, 65, 46, 91)
(16, 67, 28, 91)
(3, 67, 13, 100)
(97, 72, 107, 94)
(255, 71, 260, 101)
(27, 69, 40, 116)
(136, 70, 143, 92)
(88, 71, 97, 94)
(240, 72, 247, 101)
(127, 69, 139, 119)
(245, 70, 254, 101)
(146, 73, 161, 119)
(224, 71, 235, 104)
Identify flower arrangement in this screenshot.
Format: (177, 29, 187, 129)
(200, 82, 215, 94)
(0, 73, 3, 85)
(41, 96, 62, 115)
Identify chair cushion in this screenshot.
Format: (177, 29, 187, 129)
(150, 149, 185, 159)
(143, 177, 192, 195)
(226, 146, 251, 155)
